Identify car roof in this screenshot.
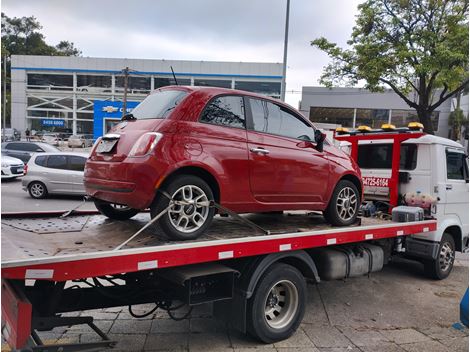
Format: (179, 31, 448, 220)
(157, 85, 291, 110)
(32, 152, 89, 157)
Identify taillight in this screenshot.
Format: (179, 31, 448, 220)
(24, 163, 28, 175)
(90, 137, 102, 155)
(129, 132, 163, 157)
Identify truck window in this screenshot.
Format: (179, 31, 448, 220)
(357, 144, 417, 170)
(446, 151, 467, 180)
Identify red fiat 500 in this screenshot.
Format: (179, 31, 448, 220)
(84, 86, 362, 240)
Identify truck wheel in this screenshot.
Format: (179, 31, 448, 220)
(28, 181, 48, 199)
(247, 263, 306, 343)
(151, 175, 215, 240)
(424, 233, 455, 280)
(94, 199, 139, 220)
(324, 180, 359, 226)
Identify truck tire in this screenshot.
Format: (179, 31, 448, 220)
(94, 199, 139, 220)
(247, 263, 306, 343)
(151, 175, 215, 240)
(424, 233, 455, 280)
(324, 180, 359, 226)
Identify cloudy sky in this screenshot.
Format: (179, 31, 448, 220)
(2, 0, 361, 106)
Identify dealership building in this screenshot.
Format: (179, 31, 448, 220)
(10, 55, 282, 136)
(300, 86, 468, 138)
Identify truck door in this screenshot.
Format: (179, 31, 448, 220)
(444, 148, 469, 235)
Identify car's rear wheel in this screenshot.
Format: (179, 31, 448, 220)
(324, 180, 359, 226)
(151, 175, 215, 240)
(28, 181, 48, 199)
(94, 199, 139, 220)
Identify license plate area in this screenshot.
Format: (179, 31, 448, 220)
(96, 139, 118, 153)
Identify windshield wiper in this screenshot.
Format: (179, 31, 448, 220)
(121, 113, 137, 121)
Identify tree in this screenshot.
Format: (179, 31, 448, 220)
(1, 13, 81, 127)
(311, 0, 469, 134)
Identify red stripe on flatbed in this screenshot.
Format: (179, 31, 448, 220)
(1, 221, 436, 281)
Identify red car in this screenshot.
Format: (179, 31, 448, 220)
(85, 86, 362, 240)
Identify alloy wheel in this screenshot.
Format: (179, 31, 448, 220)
(30, 183, 45, 198)
(336, 186, 357, 221)
(168, 185, 210, 233)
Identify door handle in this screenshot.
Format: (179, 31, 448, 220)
(250, 147, 270, 155)
(446, 184, 453, 190)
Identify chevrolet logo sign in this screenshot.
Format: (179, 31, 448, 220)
(102, 106, 118, 113)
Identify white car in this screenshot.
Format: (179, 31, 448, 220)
(1, 155, 25, 179)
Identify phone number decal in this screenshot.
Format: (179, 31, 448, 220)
(362, 177, 390, 187)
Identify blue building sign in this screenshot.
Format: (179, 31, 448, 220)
(42, 119, 65, 127)
(93, 100, 139, 140)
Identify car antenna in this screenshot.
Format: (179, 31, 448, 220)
(170, 66, 178, 86)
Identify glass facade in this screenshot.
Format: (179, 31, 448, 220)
(309, 106, 439, 131)
(24, 70, 282, 136)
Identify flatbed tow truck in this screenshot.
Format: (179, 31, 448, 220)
(1, 125, 467, 352)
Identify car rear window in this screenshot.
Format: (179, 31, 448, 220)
(131, 90, 188, 119)
(68, 156, 87, 171)
(357, 144, 417, 170)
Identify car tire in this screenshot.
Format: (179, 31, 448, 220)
(28, 181, 48, 199)
(247, 263, 306, 343)
(94, 199, 139, 220)
(151, 175, 215, 240)
(424, 233, 455, 280)
(324, 180, 359, 226)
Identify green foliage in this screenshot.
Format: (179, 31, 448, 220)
(449, 107, 468, 140)
(1, 12, 82, 57)
(311, 0, 469, 133)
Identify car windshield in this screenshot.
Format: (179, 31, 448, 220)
(131, 90, 188, 120)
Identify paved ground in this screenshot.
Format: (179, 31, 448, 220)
(2, 257, 467, 352)
(1, 177, 96, 213)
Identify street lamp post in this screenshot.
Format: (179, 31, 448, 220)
(280, 0, 290, 102)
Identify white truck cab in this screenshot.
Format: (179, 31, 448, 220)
(342, 134, 469, 279)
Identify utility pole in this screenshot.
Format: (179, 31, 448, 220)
(3, 56, 6, 141)
(280, 0, 290, 102)
(122, 67, 129, 118)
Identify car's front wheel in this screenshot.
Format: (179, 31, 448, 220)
(151, 175, 215, 240)
(28, 181, 48, 199)
(324, 180, 359, 226)
(94, 199, 139, 220)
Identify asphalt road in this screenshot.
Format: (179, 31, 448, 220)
(1, 177, 97, 213)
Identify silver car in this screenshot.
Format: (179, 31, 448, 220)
(22, 152, 88, 199)
(68, 134, 94, 148)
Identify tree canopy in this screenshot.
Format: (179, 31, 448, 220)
(311, 0, 469, 133)
(1, 12, 81, 57)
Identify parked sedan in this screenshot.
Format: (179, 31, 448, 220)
(1, 128, 21, 142)
(68, 134, 94, 148)
(1, 154, 24, 179)
(22, 152, 88, 199)
(1, 142, 60, 163)
(41, 133, 62, 146)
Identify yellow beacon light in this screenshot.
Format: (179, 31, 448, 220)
(408, 122, 424, 131)
(357, 125, 372, 132)
(381, 123, 396, 131)
(335, 127, 350, 135)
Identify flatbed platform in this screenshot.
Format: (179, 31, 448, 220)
(1, 211, 436, 281)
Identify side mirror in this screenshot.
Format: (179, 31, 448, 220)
(296, 140, 314, 149)
(314, 130, 326, 152)
(36, 148, 42, 152)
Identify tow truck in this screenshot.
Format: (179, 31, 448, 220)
(1, 123, 468, 351)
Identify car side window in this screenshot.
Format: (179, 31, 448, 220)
(446, 151, 466, 180)
(249, 98, 315, 141)
(200, 96, 245, 129)
(46, 155, 68, 170)
(8, 143, 27, 151)
(35, 155, 47, 166)
(68, 156, 86, 171)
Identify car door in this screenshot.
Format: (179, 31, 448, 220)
(246, 97, 330, 204)
(68, 155, 86, 193)
(444, 148, 469, 236)
(44, 155, 75, 193)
